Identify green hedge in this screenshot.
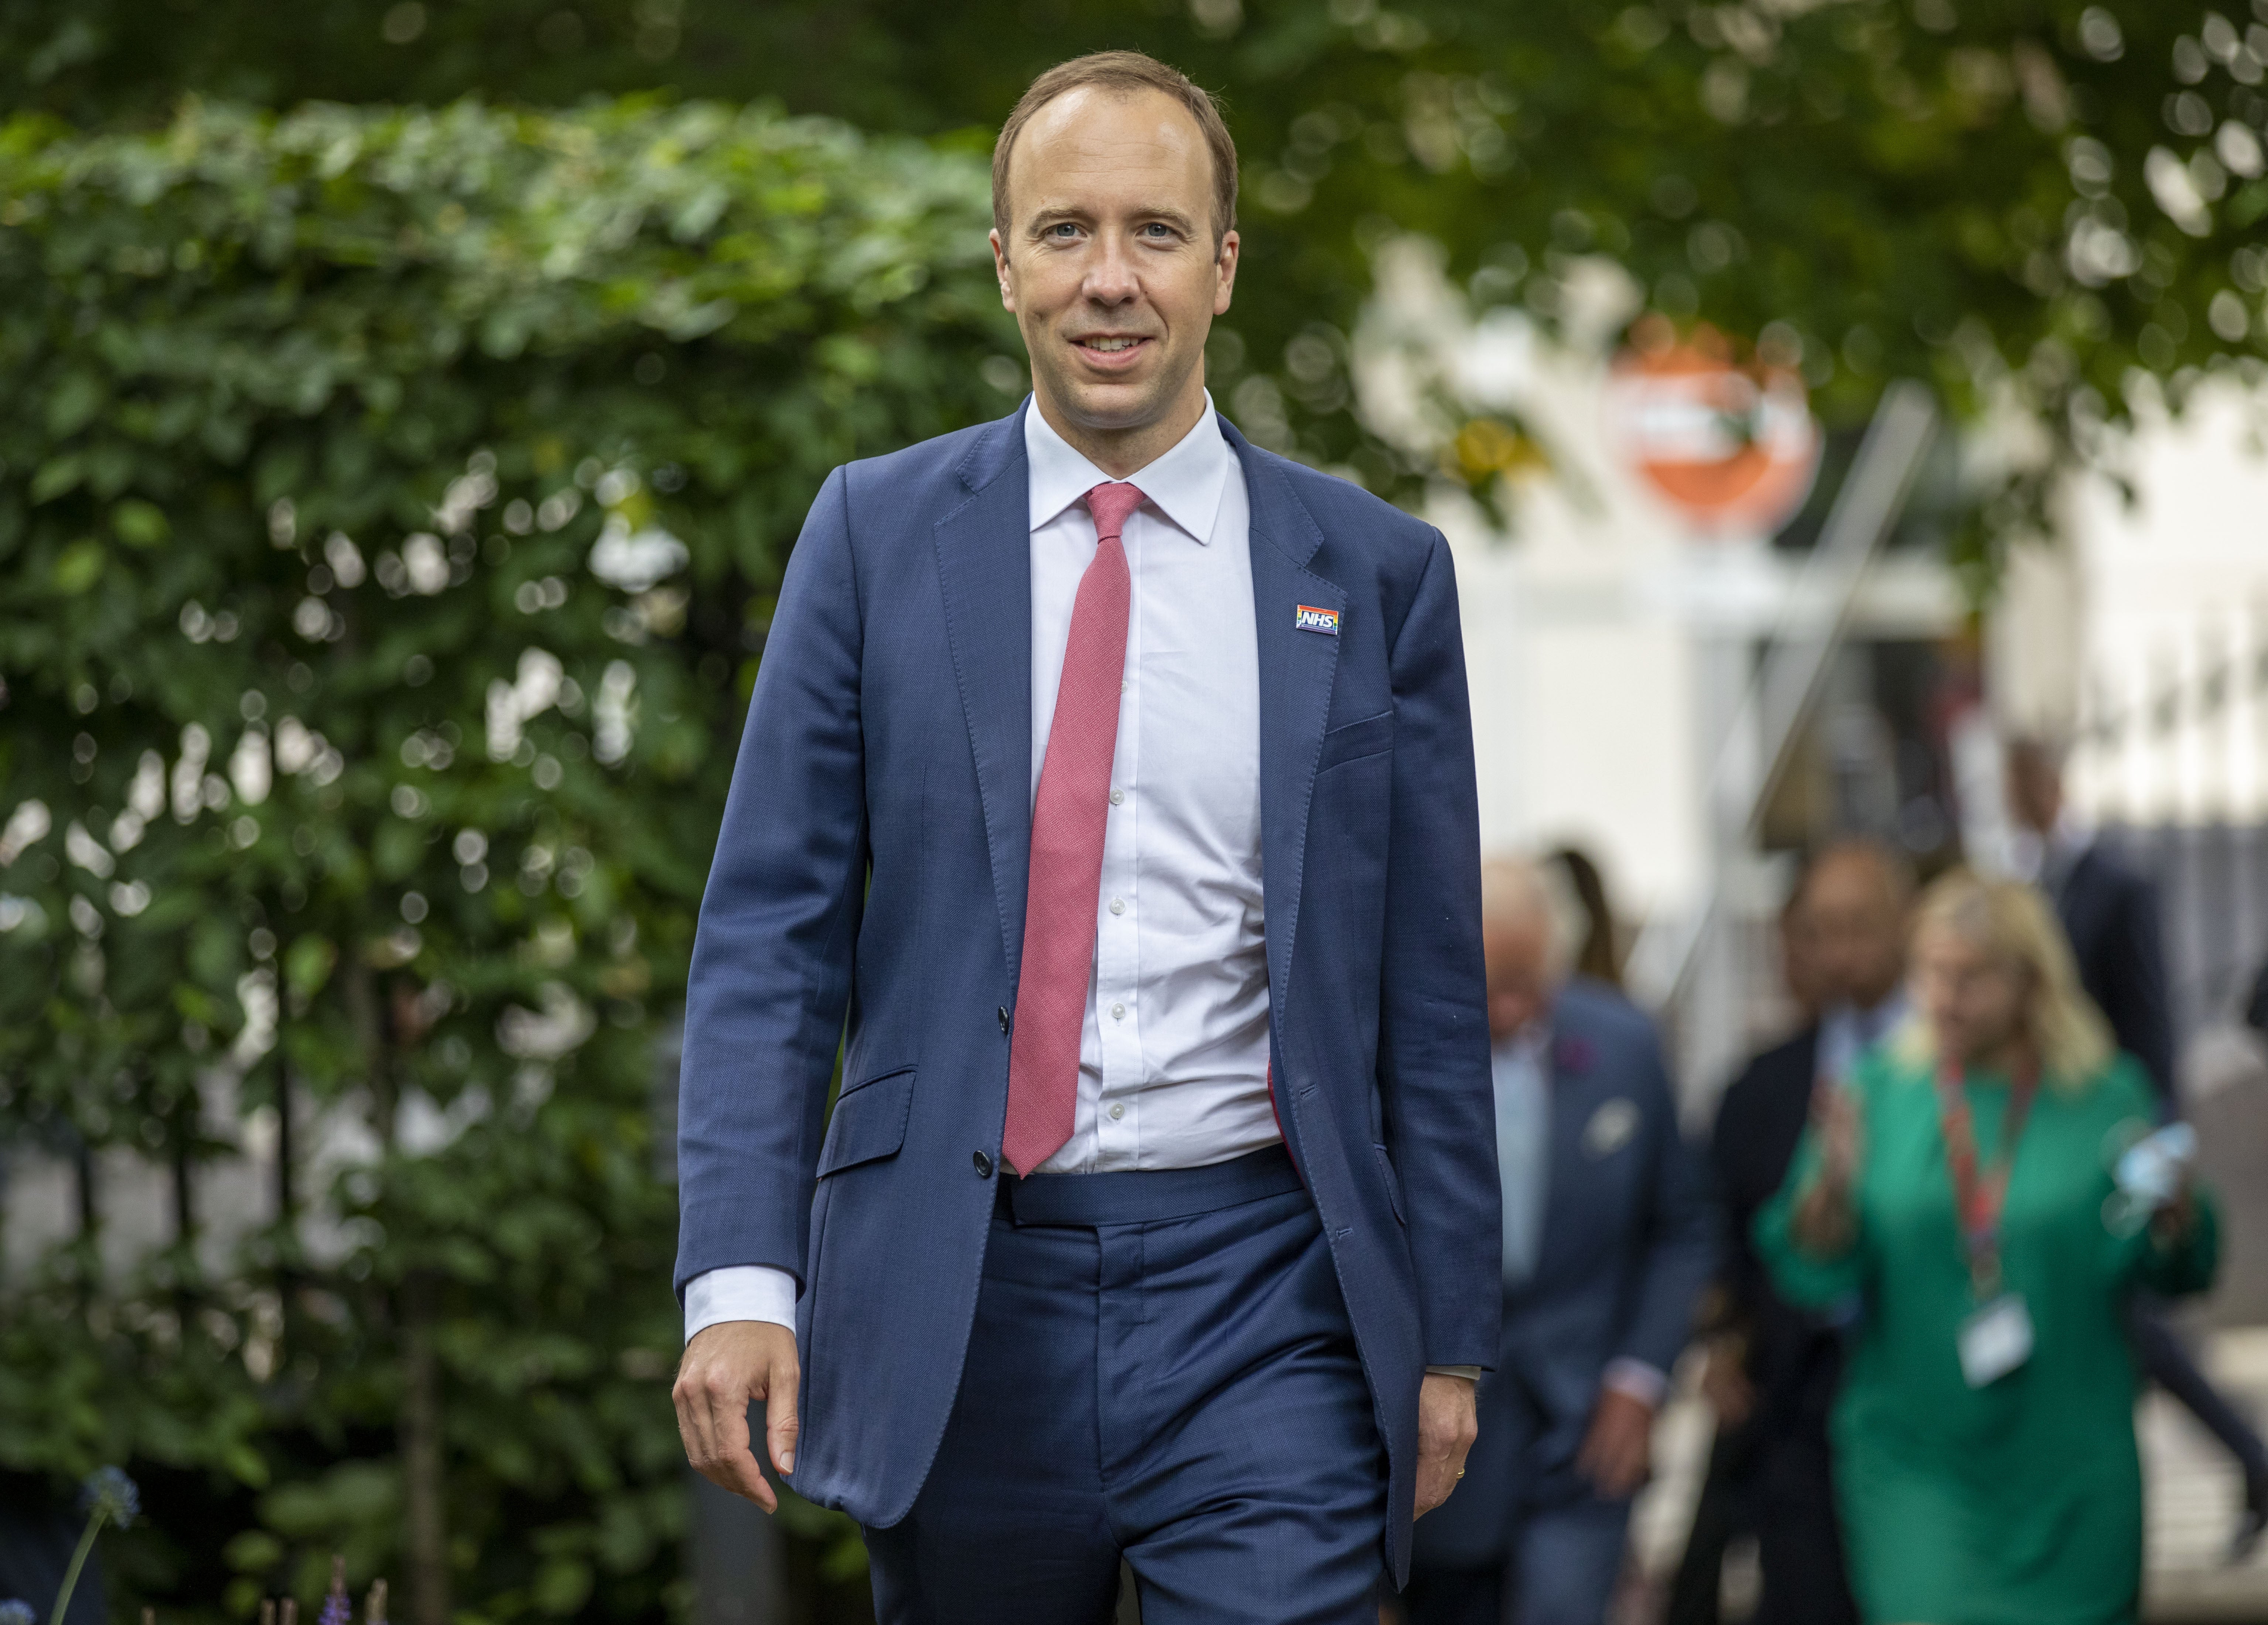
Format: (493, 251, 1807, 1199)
(0, 98, 1014, 1622)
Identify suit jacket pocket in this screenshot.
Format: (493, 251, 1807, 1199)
(1317, 709, 1393, 773)
(1373, 1142, 1408, 1227)
(817, 1066, 914, 1177)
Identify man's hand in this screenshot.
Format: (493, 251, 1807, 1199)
(1700, 1335, 1755, 1430)
(1413, 1372, 1478, 1519)
(1795, 1082, 1864, 1257)
(674, 1321, 800, 1512)
(1815, 1081, 1863, 1193)
(1575, 1387, 1655, 1500)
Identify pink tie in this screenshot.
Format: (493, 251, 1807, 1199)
(1003, 481, 1144, 1177)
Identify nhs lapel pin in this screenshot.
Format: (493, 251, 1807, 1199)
(1295, 603, 1341, 637)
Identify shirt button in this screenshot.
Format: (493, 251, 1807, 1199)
(1109, 898, 1125, 916)
(1110, 789, 1124, 806)
(1109, 1103, 1126, 1121)
(1110, 1002, 1126, 1020)
(973, 1150, 994, 1178)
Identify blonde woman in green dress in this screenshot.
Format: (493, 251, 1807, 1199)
(1756, 869, 2217, 1625)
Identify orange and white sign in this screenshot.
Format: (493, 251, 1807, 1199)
(1603, 325, 1821, 538)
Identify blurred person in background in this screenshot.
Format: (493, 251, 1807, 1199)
(2006, 736, 2268, 1554)
(1547, 845, 1623, 989)
(1671, 840, 1909, 1625)
(1403, 856, 1714, 1625)
(2004, 738, 2172, 1095)
(1758, 870, 2219, 1625)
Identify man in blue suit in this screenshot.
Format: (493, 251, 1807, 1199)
(1407, 857, 1715, 1625)
(668, 50, 1501, 1624)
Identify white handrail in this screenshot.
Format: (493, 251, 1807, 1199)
(1625, 379, 1940, 1012)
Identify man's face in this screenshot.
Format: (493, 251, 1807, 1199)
(991, 86, 1237, 441)
(1796, 852, 1908, 1010)
(1779, 906, 1830, 1018)
(1483, 914, 1556, 1044)
(2004, 743, 2062, 837)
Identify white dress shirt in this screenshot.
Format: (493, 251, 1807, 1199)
(1022, 393, 1276, 1174)
(1492, 1027, 1553, 1288)
(2008, 807, 2093, 901)
(685, 396, 1276, 1340)
(1817, 991, 1909, 1087)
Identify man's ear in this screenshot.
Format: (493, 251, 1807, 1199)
(1212, 228, 1240, 316)
(990, 228, 1015, 311)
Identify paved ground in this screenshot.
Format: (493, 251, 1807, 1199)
(2133, 1025, 2268, 1621)
(2138, 1329, 2268, 1621)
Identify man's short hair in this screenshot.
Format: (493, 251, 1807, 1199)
(1480, 854, 1584, 982)
(992, 51, 1239, 249)
(1793, 835, 1917, 914)
(2004, 732, 2072, 774)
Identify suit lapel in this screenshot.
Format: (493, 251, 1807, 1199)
(933, 408, 1034, 979)
(1226, 418, 1344, 1023)
(1544, 1006, 1600, 1231)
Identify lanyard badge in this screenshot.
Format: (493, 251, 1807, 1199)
(1957, 1293, 2035, 1388)
(1937, 1058, 2040, 1387)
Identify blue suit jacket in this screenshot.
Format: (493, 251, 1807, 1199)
(1414, 980, 1715, 1567)
(673, 403, 1500, 1578)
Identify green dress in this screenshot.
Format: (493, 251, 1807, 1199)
(1756, 1048, 2218, 1625)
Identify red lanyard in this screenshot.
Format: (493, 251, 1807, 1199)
(1935, 1059, 2039, 1297)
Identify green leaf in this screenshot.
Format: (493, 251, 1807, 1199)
(225, 1443, 272, 1489)
(48, 537, 105, 593)
(223, 1530, 283, 1571)
(533, 1557, 593, 1615)
(29, 455, 82, 504)
(284, 933, 337, 998)
(44, 371, 104, 439)
(111, 499, 168, 548)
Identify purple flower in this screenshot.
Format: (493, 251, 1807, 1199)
(318, 1553, 352, 1625)
(76, 1469, 139, 1531)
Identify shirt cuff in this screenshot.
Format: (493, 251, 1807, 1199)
(1425, 1365, 1482, 1382)
(684, 1265, 799, 1342)
(1602, 1357, 1669, 1410)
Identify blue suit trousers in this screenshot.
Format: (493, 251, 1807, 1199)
(1400, 1495, 1629, 1625)
(863, 1159, 1386, 1624)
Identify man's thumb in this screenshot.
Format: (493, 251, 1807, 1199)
(767, 1368, 801, 1474)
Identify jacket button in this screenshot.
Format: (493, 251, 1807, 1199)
(973, 1150, 994, 1178)
(997, 1006, 1010, 1035)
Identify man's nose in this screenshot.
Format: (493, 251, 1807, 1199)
(1082, 233, 1142, 304)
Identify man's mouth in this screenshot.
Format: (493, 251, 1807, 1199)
(1076, 335, 1151, 355)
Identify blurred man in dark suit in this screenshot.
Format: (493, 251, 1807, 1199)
(1405, 856, 1714, 1625)
(2006, 738, 2173, 1093)
(2006, 736, 2268, 1556)
(1670, 840, 1903, 1625)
